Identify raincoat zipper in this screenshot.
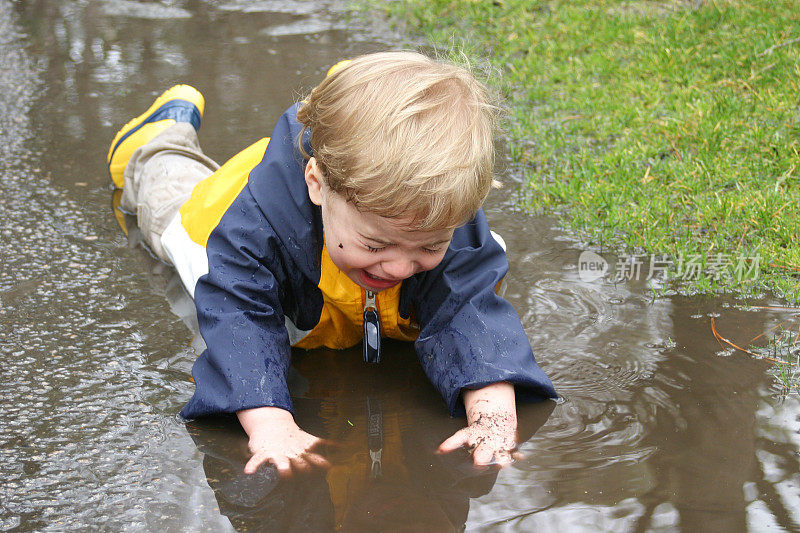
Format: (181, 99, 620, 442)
(363, 289, 381, 363)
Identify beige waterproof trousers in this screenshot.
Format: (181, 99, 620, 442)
(119, 122, 219, 262)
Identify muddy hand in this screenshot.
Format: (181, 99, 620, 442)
(438, 413, 519, 465)
(437, 382, 519, 465)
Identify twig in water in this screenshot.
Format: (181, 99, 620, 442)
(757, 36, 800, 58)
(748, 320, 793, 344)
(710, 317, 785, 364)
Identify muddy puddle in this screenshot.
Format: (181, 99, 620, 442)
(0, 1, 798, 531)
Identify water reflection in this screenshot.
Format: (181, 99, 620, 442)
(1, 0, 799, 530)
(475, 280, 800, 530)
(187, 345, 553, 532)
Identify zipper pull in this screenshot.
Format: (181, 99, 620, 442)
(363, 290, 381, 363)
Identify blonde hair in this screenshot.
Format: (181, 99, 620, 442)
(297, 51, 500, 231)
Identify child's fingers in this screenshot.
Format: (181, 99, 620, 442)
(491, 448, 514, 466)
(244, 449, 331, 477)
(272, 456, 295, 478)
(243, 452, 273, 475)
(471, 443, 517, 467)
(436, 428, 470, 453)
(472, 444, 496, 465)
(243, 454, 261, 475)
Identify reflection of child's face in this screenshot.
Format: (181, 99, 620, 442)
(305, 158, 454, 292)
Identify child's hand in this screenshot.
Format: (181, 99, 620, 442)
(437, 382, 519, 466)
(237, 406, 330, 476)
(438, 413, 518, 465)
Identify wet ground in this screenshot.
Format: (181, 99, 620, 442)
(0, 1, 798, 531)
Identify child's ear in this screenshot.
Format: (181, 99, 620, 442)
(304, 157, 324, 206)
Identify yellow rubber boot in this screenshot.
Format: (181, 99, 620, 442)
(107, 85, 205, 188)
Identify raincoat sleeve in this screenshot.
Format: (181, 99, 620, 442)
(180, 186, 295, 419)
(411, 210, 557, 416)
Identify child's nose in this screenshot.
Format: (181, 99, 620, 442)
(381, 258, 416, 280)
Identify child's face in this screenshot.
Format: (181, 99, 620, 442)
(305, 158, 454, 292)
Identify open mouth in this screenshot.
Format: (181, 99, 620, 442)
(360, 270, 401, 290)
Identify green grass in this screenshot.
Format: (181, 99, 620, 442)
(361, 0, 800, 303)
(759, 325, 800, 396)
(772, 351, 799, 396)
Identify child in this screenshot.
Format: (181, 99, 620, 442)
(108, 51, 556, 476)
